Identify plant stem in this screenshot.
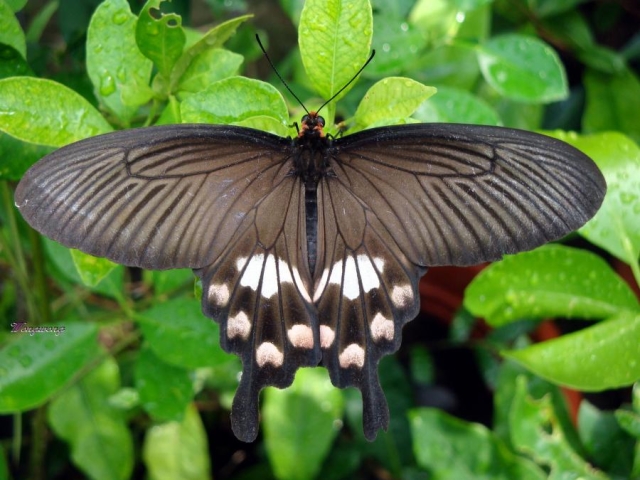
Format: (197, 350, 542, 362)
(28, 407, 47, 480)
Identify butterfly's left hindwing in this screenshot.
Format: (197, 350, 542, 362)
(196, 176, 320, 442)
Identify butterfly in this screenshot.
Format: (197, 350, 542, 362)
(15, 99, 606, 442)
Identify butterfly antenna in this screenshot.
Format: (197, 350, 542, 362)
(256, 34, 310, 115)
(316, 49, 375, 114)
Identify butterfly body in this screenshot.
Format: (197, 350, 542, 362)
(15, 120, 606, 442)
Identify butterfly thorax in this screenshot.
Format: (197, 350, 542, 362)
(294, 112, 334, 275)
(294, 112, 333, 185)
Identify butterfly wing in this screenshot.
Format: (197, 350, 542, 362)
(313, 123, 605, 439)
(15, 124, 321, 442)
(332, 124, 606, 268)
(195, 175, 321, 442)
(15, 124, 294, 270)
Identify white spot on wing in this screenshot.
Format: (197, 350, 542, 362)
(320, 325, 335, 348)
(372, 257, 384, 272)
(239, 253, 263, 291)
(256, 342, 284, 367)
(370, 312, 394, 341)
(342, 256, 360, 300)
(208, 283, 230, 306)
(328, 260, 343, 286)
(392, 284, 413, 308)
(227, 311, 251, 339)
(339, 343, 365, 368)
(235, 256, 249, 271)
(357, 255, 381, 293)
(260, 254, 278, 298)
(313, 267, 330, 302)
(287, 324, 314, 349)
(291, 265, 312, 303)
(278, 258, 294, 284)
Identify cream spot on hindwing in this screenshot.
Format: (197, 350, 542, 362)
(339, 343, 365, 368)
(370, 313, 394, 341)
(287, 324, 314, 349)
(256, 342, 284, 367)
(391, 284, 414, 308)
(319, 325, 335, 348)
(227, 311, 251, 339)
(207, 283, 230, 306)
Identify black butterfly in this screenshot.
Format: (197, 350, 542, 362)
(15, 110, 606, 442)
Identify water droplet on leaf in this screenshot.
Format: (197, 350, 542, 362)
(100, 75, 116, 96)
(112, 12, 129, 25)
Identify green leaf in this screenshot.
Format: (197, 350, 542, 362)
(155, 95, 181, 125)
(43, 239, 125, 299)
(409, 407, 546, 480)
(4, 0, 26, 11)
(0, 43, 32, 79)
(352, 77, 436, 130)
(504, 312, 640, 391)
(464, 245, 639, 326)
(177, 48, 243, 96)
(414, 86, 501, 125)
(408, 0, 462, 45)
(86, 0, 153, 123)
(48, 357, 134, 480)
(299, 0, 373, 104)
(0, 132, 52, 180)
(142, 403, 211, 480)
(143, 268, 192, 296)
(263, 368, 344, 480)
(135, 347, 193, 422)
(0, 0, 26, 59)
(493, 360, 578, 449)
(0, 322, 99, 412)
(181, 76, 289, 130)
(168, 14, 252, 92)
(0, 77, 112, 147)
(615, 409, 640, 439)
(136, 0, 186, 78)
(583, 67, 640, 143)
(549, 131, 640, 266)
(578, 401, 635, 476)
(476, 34, 568, 103)
(509, 376, 609, 479)
(417, 45, 481, 91)
(365, 13, 427, 77)
(70, 249, 118, 287)
(135, 297, 237, 371)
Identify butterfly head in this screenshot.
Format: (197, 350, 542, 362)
(299, 112, 326, 139)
